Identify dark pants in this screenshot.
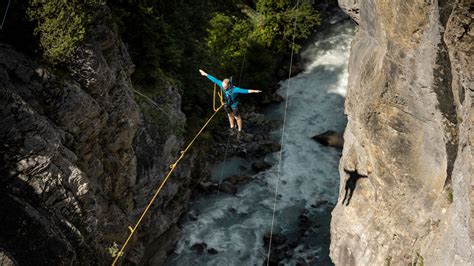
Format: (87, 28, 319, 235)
(225, 105, 240, 116)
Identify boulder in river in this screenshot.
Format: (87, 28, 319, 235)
(197, 181, 218, 193)
(208, 248, 218, 255)
(252, 159, 272, 172)
(219, 181, 238, 195)
(263, 233, 287, 246)
(311, 200, 329, 209)
(226, 175, 251, 185)
(190, 243, 207, 254)
(311, 130, 344, 149)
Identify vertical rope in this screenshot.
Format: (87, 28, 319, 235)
(215, 133, 231, 199)
(237, 31, 251, 86)
(266, 0, 300, 264)
(0, 0, 11, 30)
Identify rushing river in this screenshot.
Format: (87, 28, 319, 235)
(166, 16, 354, 265)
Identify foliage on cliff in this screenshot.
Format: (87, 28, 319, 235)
(27, 0, 104, 64)
(6, 0, 321, 135)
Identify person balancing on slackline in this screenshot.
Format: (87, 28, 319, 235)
(199, 69, 262, 137)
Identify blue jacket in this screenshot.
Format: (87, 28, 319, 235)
(206, 74, 249, 109)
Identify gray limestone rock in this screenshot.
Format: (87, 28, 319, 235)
(0, 4, 196, 265)
(331, 0, 473, 265)
(338, 0, 360, 24)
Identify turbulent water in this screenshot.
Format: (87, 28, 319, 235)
(166, 17, 354, 265)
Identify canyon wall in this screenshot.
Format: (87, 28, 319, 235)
(331, 0, 473, 264)
(0, 6, 197, 265)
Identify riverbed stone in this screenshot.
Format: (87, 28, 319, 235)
(190, 243, 207, 254)
(311, 130, 344, 149)
(226, 175, 251, 185)
(208, 248, 218, 255)
(252, 159, 272, 172)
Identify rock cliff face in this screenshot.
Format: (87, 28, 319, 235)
(331, 0, 473, 265)
(0, 6, 195, 265)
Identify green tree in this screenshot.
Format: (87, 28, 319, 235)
(27, 0, 104, 64)
(253, 0, 321, 52)
(206, 13, 251, 76)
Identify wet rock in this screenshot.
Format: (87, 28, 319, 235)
(255, 141, 281, 156)
(296, 258, 308, 266)
(311, 130, 344, 149)
(311, 200, 329, 209)
(263, 233, 287, 246)
(237, 149, 248, 157)
(241, 132, 255, 142)
(248, 113, 266, 126)
(298, 214, 312, 231)
(226, 175, 251, 185)
(190, 243, 207, 255)
(197, 181, 219, 193)
(188, 209, 199, 221)
(208, 248, 218, 255)
(268, 120, 281, 130)
(279, 63, 304, 78)
(252, 159, 272, 172)
(289, 241, 299, 248)
(219, 181, 238, 195)
(261, 90, 284, 105)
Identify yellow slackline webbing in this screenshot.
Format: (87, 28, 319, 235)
(112, 89, 224, 266)
(213, 83, 224, 112)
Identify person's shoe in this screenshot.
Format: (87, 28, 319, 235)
(228, 127, 236, 136)
(237, 130, 244, 139)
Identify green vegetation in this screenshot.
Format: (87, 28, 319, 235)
(19, 0, 321, 139)
(253, 0, 321, 52)
(414, 252, 424, 266)
(385, 255, 392, 266)
(446, 186, 454, 203)
(27, 0, 104, 64)
(106, 242, 120, 258)
(206, 13, 252, 75)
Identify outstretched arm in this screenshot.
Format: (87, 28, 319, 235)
(248, 89, 262, 93)
(233, 87, 262, 94)
(199, 69, 222, 87)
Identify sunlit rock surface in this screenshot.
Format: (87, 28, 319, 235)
(0, 6, 192, 265)
(331, 0, 473, 265)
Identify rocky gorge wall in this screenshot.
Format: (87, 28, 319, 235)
(331, 0, 473, 265)
(0, 6, 198, 265)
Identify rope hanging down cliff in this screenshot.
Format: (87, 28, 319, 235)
(112, 89, 224, 266)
